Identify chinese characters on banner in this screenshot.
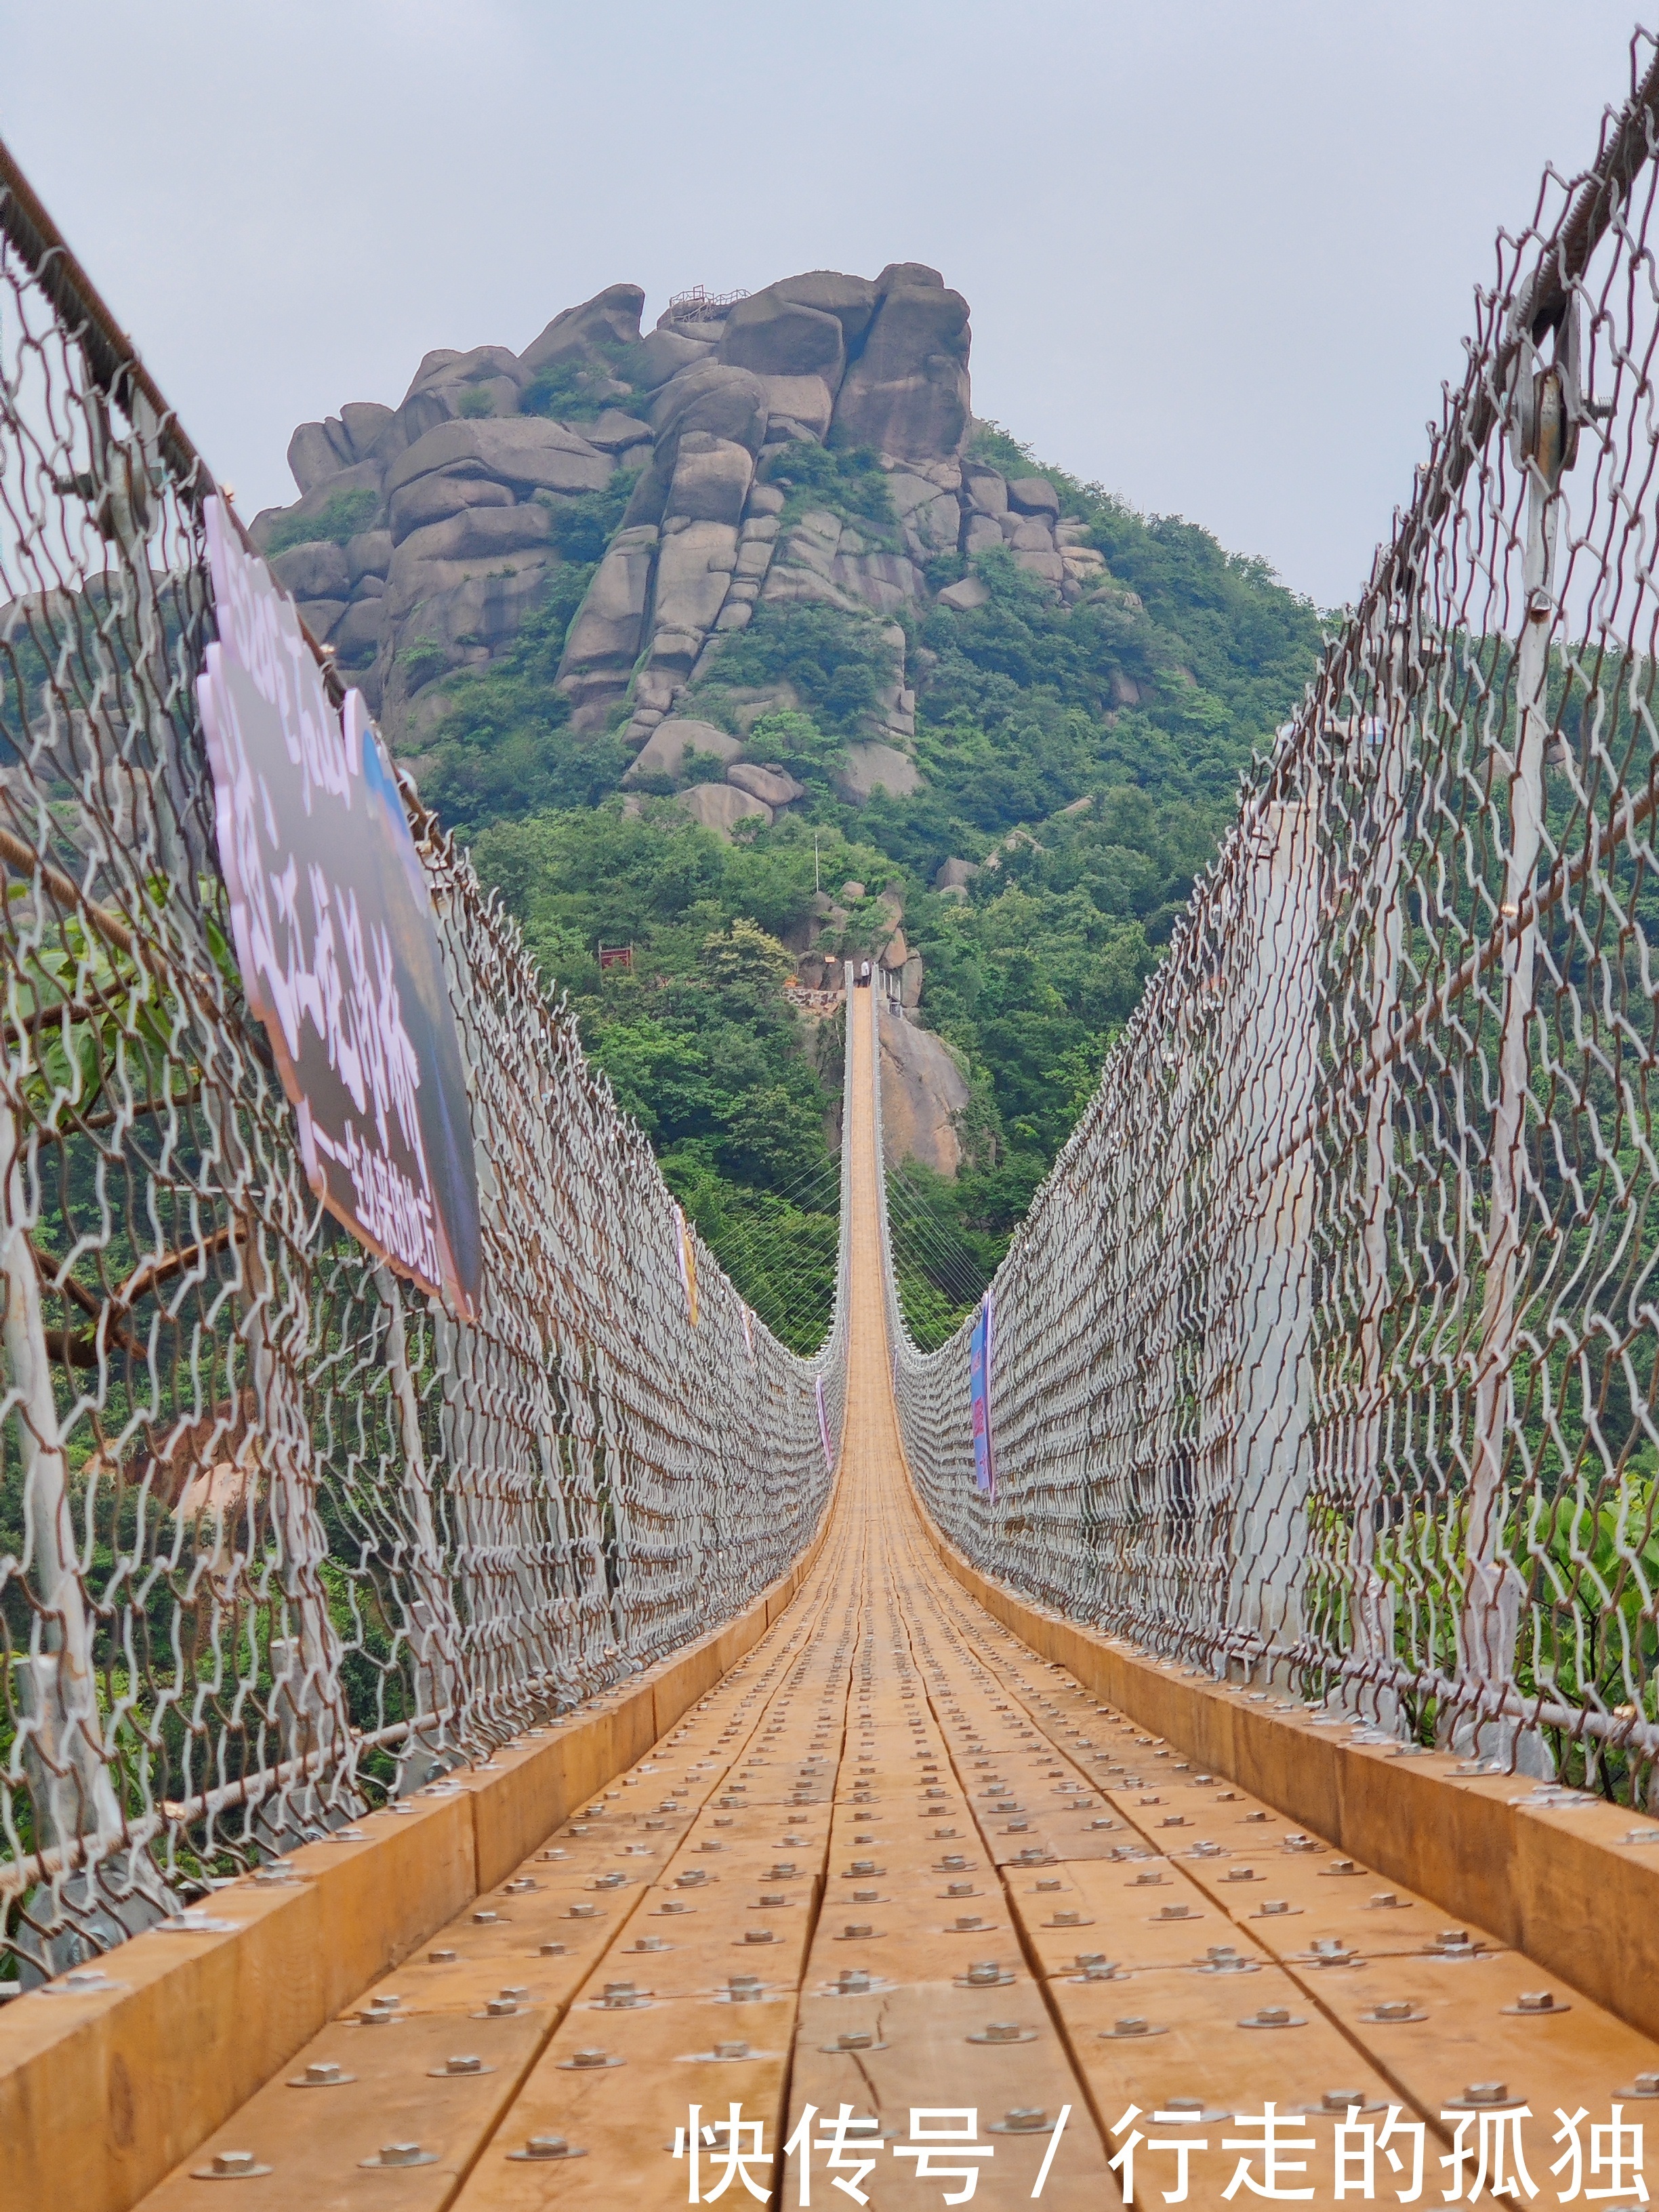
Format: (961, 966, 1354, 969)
(968, 1291, 995, 1497)
(671, 2099, 1650, 2205)
(198, 498, 481, 1317)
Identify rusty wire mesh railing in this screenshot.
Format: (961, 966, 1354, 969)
(887, 32, 1659, 1806)
(0, 148, 846, 1980)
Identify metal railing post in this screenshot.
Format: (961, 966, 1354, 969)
(1457, 340, 1566, 1771)
(1345, 628, 1414, 1725)
(1227, 799, 1319, 1676)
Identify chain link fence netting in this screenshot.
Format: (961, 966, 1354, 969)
(888, 32, 1659, 1807)
(0, 151, 846, 1980)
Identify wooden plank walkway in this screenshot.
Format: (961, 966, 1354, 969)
(139, 992, 1659, 2209)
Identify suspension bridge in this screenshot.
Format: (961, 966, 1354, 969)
(7, 30, 1659, 2212)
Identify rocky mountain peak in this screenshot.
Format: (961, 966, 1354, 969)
(521, 282, 648, 374)
(255, 263, 1110, 838)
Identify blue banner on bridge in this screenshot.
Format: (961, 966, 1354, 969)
(968, 1292, 995, 1498)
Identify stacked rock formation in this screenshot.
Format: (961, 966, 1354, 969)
(255, 263, 1113, 800)
(251, 282, 650, 743)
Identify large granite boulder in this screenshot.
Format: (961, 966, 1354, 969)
(886, 471, 963, 560)
(585, 409, 654, 453)
(727, 762, 804, 806)
(384, 560, 553, 687)
(405, 344, 515, 392)
(719, 288, 846, 384)
(619, 438, 682, 529)
(340, 401, 396, 460)
(668, 434, 754, 526)
(936, 575, 989, 612)
(878, 1016, 970, 1176)
(520, 283, 646, 375)
(834, 741, 924, 804)
(831, 281, 971, 462)
(832, 548, 926, 617)
(631, 327, 716, 390)
(388, 472, 515, 544)
(270, 539, 350, 601)
(332, 598, 387, 665)
(677, 782, 770, 839)
(623, 718, 742, 785)
(962, 466, 1008, 514)
(1006, 475, 1060, 516)
(296, 599, 348, 643)
(396, 389, 453, 449)
(385, 419, 611, 500)
(390, 503, 552, 573)
(652, 520, 739, 636)
(287, 422, 346, 495)
(403, 346, 526, 421)
(558, 528, 659, 689)
(1015, 548, 1066, 584)
(756, 375, 834, 443)
(253, 458, 384, 552)
(346, 530, 393, 584)
(876, 262, 945, 293)
(771, 270, 879, 350)
(649, 363, 771, 454)
(382, 544, 552, 629)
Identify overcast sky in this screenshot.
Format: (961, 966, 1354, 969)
(2, 3, 1645, 609)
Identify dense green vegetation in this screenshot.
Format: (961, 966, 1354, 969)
(760, 439, 899, 543)
(432, 421, 1323, 1347)
(695, 600, 898, 738)
(886, 1161, 999, 1351)
(474, 811, 866, 1344)
(264, 485, 379, 555)
(520, 339, 651, 423)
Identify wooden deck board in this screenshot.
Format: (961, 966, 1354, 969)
(131, 987, 1659, 2212)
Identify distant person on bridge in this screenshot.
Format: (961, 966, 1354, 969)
(857, 959, 872, 987)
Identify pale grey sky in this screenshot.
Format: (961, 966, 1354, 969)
(1, 3, 1645, 608)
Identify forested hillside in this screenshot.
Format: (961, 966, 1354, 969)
(255, 272, 1323, 1348)
(465, 435, 1318, 1345)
